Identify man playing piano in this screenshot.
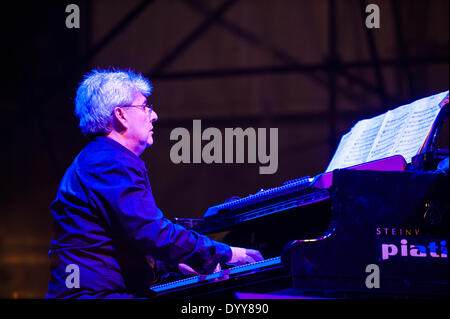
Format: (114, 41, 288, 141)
(46, 68, 263, 299)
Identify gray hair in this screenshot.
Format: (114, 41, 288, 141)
(74, 68, 152, 137)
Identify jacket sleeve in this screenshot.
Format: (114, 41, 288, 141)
(79, 158, 232, 275)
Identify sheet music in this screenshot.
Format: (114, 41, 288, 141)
(325, 114, 384, 172)
(325, 91, 448, 173)
(365, 103, 411, 162)
(389, 93, 445, 162)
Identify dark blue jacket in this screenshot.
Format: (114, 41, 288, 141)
(46, 136, 232, 298)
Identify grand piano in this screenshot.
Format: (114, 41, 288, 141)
(149, 157, 448, 298)
(150, 98, 449, 299)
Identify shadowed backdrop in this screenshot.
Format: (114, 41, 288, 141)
(0, 0, 448, 298)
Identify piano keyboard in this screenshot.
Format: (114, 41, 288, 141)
(150, 256, 283, 294)
(203, 176, 313, 217)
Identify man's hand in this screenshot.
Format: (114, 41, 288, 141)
(177, 246, 263, 276)
(228, 247, 264, 265)
(178, 263, 221, 276)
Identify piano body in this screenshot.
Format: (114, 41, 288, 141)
(150, 156, 449, 298)
(286, 168, 448, 298)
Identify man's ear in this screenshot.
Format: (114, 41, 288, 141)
(112, 107, 128, 129)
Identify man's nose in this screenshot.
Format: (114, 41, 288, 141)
(150, 110, 158, 122)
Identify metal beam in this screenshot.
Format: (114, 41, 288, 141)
(179, 0, 386, 107)
(390, 0, 415, 100)
(327, 0, 338, 155)
(44, 107, 385, 126)
(149, 56, 447, 80)
(360, 0, 388, 108)
(150, 0, 239, 74)
(80, 0, 155, 66)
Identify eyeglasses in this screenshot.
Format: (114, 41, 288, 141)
(122, 103, 154, 114)
(113, 102, 154, 115)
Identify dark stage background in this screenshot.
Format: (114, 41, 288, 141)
(0, 0, 448, 298)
